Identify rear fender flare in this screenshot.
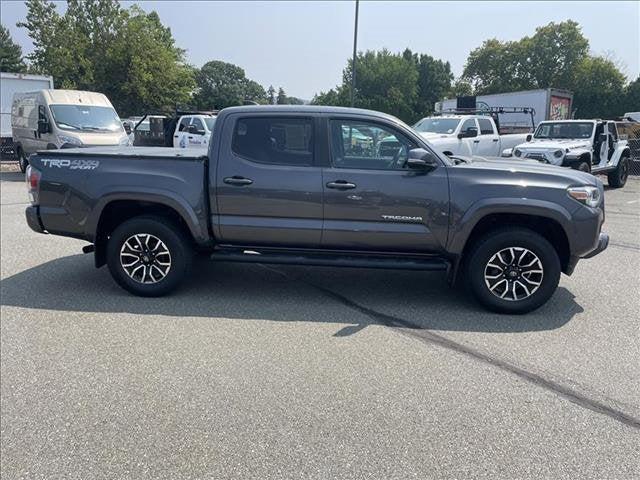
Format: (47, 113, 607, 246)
(86, 189, 209, 245)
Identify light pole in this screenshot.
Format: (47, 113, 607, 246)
(350, 0, 359, 107)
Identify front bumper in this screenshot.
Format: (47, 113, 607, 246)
(582, 232, 609, 259)
(25, 206, 46, 234)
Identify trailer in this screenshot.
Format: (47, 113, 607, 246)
(435, 88, 573, 133)
(1, 72, 54, 160)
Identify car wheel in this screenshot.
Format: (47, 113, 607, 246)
(607, 155, 629, 188)
(577, 161, 590, 173)
(18, 148, 29, 173)
(107, 216, 192, 297)
(466, 227, 561, 314)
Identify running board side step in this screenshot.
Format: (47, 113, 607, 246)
(210, 250, 449, 271)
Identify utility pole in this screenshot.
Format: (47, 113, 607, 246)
(350, 0, 359, 107)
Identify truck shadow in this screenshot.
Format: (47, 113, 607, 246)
(0, 171, 24, 182)
(0, 254, 583, 334)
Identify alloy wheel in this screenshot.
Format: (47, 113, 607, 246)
(484, 247, 544, 301)
(119, 233, 171, 284)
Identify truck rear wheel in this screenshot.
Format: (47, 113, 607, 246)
(607, 155, 629, 188)
(465, 228, 561, 314)
(106, 216, 192, 297)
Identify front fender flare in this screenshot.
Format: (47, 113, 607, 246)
(447, 197, 574, 255)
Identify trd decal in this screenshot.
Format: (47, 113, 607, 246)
(42, 159, 99, 170)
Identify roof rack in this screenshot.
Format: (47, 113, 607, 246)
(435, 106, 536, 132)
(436, 106, 536, 116)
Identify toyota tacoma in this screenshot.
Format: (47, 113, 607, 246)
(25, 106, 608, 313)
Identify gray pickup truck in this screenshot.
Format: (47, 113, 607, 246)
(25, 106, 608, 313)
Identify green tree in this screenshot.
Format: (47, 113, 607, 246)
(267, 85, 276, 105)
(403, 48, 453, 117)
(313, 49, 418, 122)
(450, 78, 473, 97)
(572, 56, 626, 118)
(624, 77, 640, 115)
(276, 87, 287, 104)
(193, 60, 266, 109)
(0, 25, 27, 72)
(463, 21, 589, 93)
(18, 0, 195, 116)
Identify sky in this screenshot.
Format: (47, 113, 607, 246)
(1, 1, 639, 100)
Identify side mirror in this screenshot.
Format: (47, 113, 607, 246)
(598, 133, 607, 142)
(457, 127, 478, 139)
(407, 148, 438, 171)
(501, 148, 513, 157)
(526, 134, 532, 142)
(37, 118, 50, 134)
(123, 123, 132, 135)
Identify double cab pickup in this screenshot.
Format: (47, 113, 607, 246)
(25, 106, 608, 313)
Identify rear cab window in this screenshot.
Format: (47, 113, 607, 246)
(232, 117, 313, 166)
(477, 118, 495, 135)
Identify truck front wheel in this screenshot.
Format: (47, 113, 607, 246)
(465, 228, 561, 314)
(106, 216, 192, 297)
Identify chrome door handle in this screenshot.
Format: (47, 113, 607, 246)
(326, 181, 356, 190)
(224, 176, 253, 186)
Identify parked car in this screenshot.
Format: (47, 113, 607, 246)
(413, 115, 528, 157)
(509, 120, 631, 188)
(1, 72, 53, 160)
(12, 89, 130, 172)
(24, 106, 608, 314)
(172, 114, 216, 149)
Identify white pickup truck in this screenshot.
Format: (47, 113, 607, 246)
(172, 114, 216, 149)
(413, 115, 528, 157)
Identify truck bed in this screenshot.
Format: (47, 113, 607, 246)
(36, 146, 208, 159)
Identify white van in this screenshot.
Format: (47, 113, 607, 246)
(12, 89, 131, 172)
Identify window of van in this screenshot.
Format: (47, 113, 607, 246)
(50, 105, 122, 132)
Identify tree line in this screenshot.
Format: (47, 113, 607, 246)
(313, 20, 639, 122)
(1, 1, 638, 122)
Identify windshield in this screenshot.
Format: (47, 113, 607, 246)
(534, 122, 593, 139)
(50, 105, 123, 132)
(413, 118, 460, 134)
(204, 117, 216, 131)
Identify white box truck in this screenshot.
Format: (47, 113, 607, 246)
(1, 72, 54, 160)
(435, 88, 573, 133)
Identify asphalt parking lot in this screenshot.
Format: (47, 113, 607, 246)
(1, 166, 639, 479)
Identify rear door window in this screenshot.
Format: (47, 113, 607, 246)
(232, 117, 313, 166)
(478, 118, 495, 135)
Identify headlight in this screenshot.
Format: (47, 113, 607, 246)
(514, 148, 522, 157)
(57, 134, 82, 146)
(567, 186, 601, 208)
(554, 149, 564, 158)
(119, 135, 132, 146)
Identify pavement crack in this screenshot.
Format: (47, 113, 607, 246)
(259, 264, 640, 431)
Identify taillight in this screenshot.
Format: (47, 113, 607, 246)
(26, 165, 41, 204)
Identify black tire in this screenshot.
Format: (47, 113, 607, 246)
(465, 228, 561, 314)
(576, 161, 590, 173)
(607, 155, 629, 188)
(17, 148, 29, 173)
(106, 216, 192, 297)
